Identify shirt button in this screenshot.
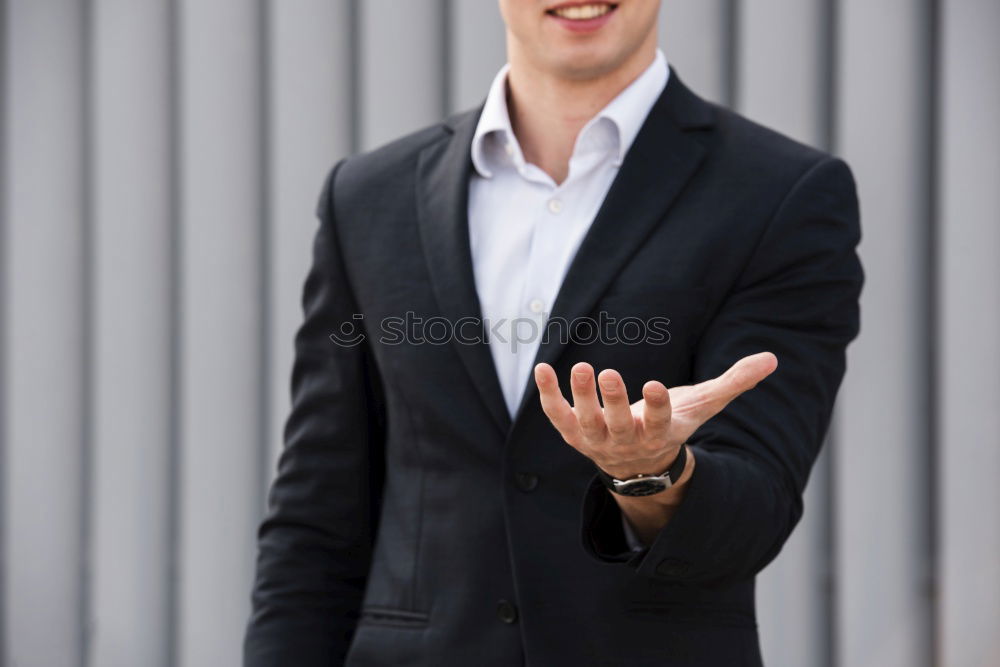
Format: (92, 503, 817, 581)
(547, 198, 563, 214)
(515, 472, 539, 492)
(496, 599, 518, 624)
(528, 298, 545, 314)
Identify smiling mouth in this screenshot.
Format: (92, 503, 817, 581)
(546, 3, 619, 20)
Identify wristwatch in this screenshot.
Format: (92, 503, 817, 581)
(595, 444, 688, 497)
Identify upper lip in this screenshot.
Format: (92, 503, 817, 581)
(546, 1, 618, 12)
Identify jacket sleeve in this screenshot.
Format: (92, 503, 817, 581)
(581, 156, 864, 587)
(244, 160, 386, 665)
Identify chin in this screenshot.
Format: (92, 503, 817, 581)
(546, 47, 628, 80)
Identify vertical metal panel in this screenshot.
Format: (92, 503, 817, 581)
(88, 2, 173, 666)
(737, 0, 828, 145)
(659, 0, 730, 104)
(266, 1, 354, 476)
(358, 0, 447, 151)
(834, 1, 934, 665)
(937, 1, 1000, 664)
(1, 1, 87, 665)
(447, 0, 506, 113)
(736, 3, 832, 665)
(175, 1, 265, 665)
(0, 1, 8, 663)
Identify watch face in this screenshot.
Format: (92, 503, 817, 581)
(614, 478, 668, 496)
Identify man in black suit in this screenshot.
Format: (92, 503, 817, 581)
(245, 0, 863, 665)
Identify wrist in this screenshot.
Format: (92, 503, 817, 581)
(609, 448, 696, 545)
(598, 445, 681, 482)
(614, 445, 695, 508)
(596, 443, 689, 497)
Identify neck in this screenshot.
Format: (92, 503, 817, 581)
(505, 40, 657, 184)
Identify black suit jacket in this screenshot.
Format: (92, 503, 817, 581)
(244, 69, 863, 667)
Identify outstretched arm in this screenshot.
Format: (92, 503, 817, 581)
(538, 156, 863, 586)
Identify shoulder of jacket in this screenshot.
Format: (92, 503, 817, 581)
(336, 105, 480, 189)
(708, 104, 834, 174)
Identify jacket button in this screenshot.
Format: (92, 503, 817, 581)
(656, 557, 691, 577)
(496, 599, 518, 624)
(514, 472, 539, 492)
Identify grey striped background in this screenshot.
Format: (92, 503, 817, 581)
(1, 1, 997, 666)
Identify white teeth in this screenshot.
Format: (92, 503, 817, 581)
(552, 3, 613, 20)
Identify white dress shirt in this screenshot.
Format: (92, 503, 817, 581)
(468, 49, 670, 552)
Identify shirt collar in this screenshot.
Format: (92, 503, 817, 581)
(470, 49, 670, 178)
(470, 62, 518, 179)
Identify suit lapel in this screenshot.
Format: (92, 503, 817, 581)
(415, 106, 513, 436)
(510, 71, 716, 426)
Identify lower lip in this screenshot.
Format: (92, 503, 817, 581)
(547, 7, 617, 33)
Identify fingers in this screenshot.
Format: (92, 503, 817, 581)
(533, 363, 583, 448)
(537, 354, 776, 460)
(570, 362, 606, 441)
(597, 368, 635, 443)
(641, 380, 671, 441)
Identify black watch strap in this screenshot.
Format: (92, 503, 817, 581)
(595, 444, 688, 495)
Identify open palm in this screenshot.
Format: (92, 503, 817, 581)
(533, 352, 779, 480)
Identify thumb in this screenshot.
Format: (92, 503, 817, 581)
(721, 351, 778, 395)
(682, 352, 778, 422)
